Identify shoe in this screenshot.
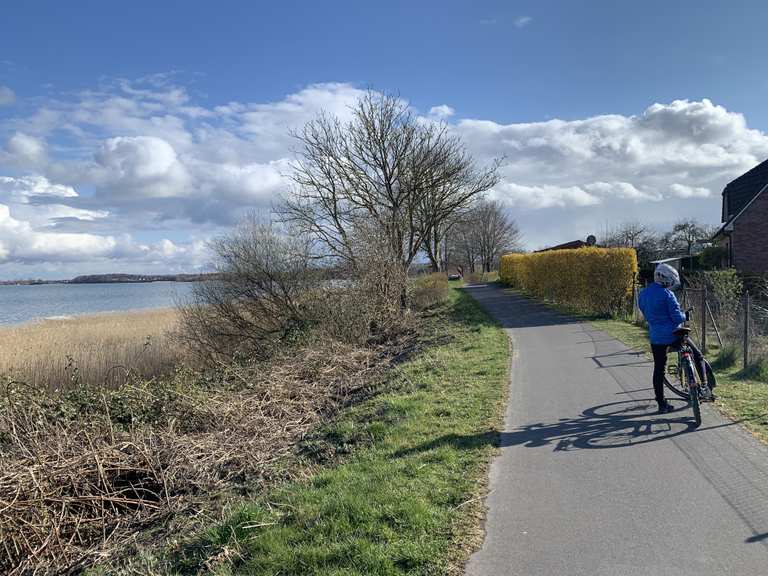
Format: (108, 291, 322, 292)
(657, 401, 675, 414)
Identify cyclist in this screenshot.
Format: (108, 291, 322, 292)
(638, 263, 710, 414)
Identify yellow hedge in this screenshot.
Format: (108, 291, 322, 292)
(499, 247, 638, 316)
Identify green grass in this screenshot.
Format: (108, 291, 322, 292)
(591, 318, 768, 443)
(168, 287, 509, 575)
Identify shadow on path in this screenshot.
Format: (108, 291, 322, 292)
(397, 399, 743, 458)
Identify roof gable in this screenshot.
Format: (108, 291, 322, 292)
(722, 157, 768, 222)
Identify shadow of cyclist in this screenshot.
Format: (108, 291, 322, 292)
(395, 399, 743, 458)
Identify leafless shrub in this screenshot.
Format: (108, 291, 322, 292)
(178, 216, 318, 363)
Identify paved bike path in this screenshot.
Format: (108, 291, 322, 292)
(464, 284, 768, 576)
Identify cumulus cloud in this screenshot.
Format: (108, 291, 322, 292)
(454, 98, 768, 246)
(669, 183, 711, 198)
(0, 175, 77, 202)
(0, 204, 116, 263)
(1, 77, 768, 271)
(0, 85, 14, 106)
(2, 133, 46, 167)
(91, 136, 191, 199)
(429, 105, 455, 118)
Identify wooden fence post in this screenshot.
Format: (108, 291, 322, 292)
(700, 285, 707, 354)
(743, 291, 751, 370)
(632, 283, 639, 322)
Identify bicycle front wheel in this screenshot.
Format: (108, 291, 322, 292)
(690, 384, 702, 427)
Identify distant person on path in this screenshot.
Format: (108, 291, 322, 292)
(638, 263, 708, 414)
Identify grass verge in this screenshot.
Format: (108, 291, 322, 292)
(167, 286, 509, 575)
(590, 318, 768, 444)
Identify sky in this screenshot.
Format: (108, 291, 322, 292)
(1, 0, 768, 278)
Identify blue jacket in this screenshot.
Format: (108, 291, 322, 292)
(638, 282, 686, 345)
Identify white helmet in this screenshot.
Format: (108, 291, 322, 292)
(654, 263, 680, 289)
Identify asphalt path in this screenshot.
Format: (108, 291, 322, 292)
(464, 283, 768, 576)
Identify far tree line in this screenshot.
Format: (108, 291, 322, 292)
(600, 219, 721, 271)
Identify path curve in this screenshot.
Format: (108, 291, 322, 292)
(464, 284, 768, 576)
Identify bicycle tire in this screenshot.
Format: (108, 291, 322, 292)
(690, 383, 702, 427)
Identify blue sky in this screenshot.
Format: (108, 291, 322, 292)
(1, 1, 767, 277)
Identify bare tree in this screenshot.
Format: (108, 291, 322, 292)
(671, 218, 716, 255)
(449, 199, 521, 273)
(418, 167, 499, 272)
(448, 214, 480, 273)
(475, 199, 521, 272)
(601, 221, 661, 268)
(283, 90, 497, 284)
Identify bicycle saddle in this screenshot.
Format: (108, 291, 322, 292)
(673, 326, 692, 337)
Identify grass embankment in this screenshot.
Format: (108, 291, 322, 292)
(591, 317, 768, 443)
(0, 309, 182, 388)
(168, 286, 509, 575)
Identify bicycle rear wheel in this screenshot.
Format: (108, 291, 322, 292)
(665, 356, 716, 400)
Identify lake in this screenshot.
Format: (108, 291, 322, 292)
(0, 282, 197, 326)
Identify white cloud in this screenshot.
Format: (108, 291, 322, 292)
(91, 136, 191, 199)
(2, 132, 46, 166)
(514, 16, 533, 28)
(493, 182, 600, 209)
(429, 105, 455, 118)
(0, 175, 76, 202)
(583, 181, 662, 202)
(2, 77, 768, 270)
(0, 204, 116, 263)
(456, 98, 768, 246)
(0, 85, 14, 106)
(669, 183, 711, 198)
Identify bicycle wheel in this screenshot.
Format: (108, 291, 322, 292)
(664, 351, 690, 400)
(690, 382, 702, 427)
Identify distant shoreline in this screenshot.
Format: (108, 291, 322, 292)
(0, 273, 215, 286)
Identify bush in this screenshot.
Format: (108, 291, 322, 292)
(411, 273, 450, 310)
(739, 355, 768, 382)
(712, 342, 739, 370)
(500, 247, 638, 316)
(178, 217, 318, 363)
(687, 269, 743, 318)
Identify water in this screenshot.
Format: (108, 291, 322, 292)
(0, 282, 196, 326)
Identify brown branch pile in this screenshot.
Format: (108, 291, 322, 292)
(0, 339, 392, 575)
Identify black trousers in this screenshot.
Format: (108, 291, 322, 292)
(650, 339, 705, 406)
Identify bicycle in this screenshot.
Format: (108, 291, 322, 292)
(663, 308, 716, 427)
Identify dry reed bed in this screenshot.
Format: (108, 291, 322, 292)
(0, 338, 392, 575)
(0, 309, 183, 389)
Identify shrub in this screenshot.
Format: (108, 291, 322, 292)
(411, 273, 450, 310)
(739, 355, 768, 382)
(178, 217, 320, 363)
(500, 247, 638, 316)
(712, 342, 739, 370)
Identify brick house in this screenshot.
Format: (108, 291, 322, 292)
(713, 158, 768, 276)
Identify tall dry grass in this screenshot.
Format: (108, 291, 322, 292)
(0, 309, 184, 389)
